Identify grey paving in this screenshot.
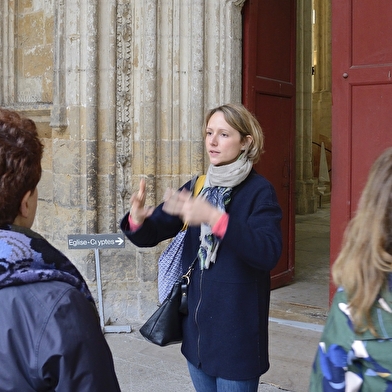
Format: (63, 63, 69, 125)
(106, 317, 322, 392)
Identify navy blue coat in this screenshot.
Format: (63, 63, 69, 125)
(121, 170, 282, 380)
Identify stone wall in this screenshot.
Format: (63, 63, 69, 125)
(0, 0, 321, 323)
(0, 0, 245, 324)
(9, 0, 53, 103)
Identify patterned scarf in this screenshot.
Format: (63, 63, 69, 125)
(198, 157, 253, 269)
(0, 225, 94, 304)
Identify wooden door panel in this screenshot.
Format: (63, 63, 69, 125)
(352, 3, 392, 65)
(351, 84, 392, 209)
(255, 0, 294, 82)
(243, 0, 296, 289)
(331, 0, 392, 298)
(254, 94, 293, 283)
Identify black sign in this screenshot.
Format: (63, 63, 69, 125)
(68, 233, 125, 249)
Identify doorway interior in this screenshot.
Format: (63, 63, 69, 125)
(270, 0, 331, 325)
(270, 203, 330, 325)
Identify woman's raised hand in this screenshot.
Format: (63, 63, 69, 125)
(129, 179, 154, 225)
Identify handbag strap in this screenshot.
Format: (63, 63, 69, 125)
(182, 256, 197, 283)
(179, 256, 198, 315)
(193, 175, 206, 196)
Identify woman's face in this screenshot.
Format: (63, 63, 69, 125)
(205, 111, 246, 166)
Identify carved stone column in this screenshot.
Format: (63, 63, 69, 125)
(50, 0, 67, 130)
(312, 0, 332, 197)
(0, 1, 15, 104)
(296, 0, 318, 214)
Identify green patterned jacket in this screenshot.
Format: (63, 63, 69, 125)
(310, 284, 392, 391)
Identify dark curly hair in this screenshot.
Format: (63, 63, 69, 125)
(0, 108, 44, 226)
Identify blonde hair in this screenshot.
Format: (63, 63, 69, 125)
(202, 103, 264, 163)
(332, 147, 392, 336)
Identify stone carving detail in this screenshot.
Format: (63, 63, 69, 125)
(116, 2, 133, 221)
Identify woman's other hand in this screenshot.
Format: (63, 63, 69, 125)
(163, 188, 223, 227)
(162, 187, 189, 217)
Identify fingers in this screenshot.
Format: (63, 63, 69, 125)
(178, 188, 192, 201)
(128, 178, 149, 225)
(162, 190, 178, 215)
(130, 179, 146, 205)
(132, 182, 195, 220)
(181, 195, 218, 226)
(138, 178, 146, 202)
(162, 188, 190, 216)
(163, 188, 176, 202)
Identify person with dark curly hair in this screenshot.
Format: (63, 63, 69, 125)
(0, 108, 121, 391)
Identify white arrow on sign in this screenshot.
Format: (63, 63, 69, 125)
(115, 237, 124, 246)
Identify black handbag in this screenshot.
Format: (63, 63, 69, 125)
(139, 258, 197, 346)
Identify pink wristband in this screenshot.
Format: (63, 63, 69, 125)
(128, 213, 142, 231)
(212, 213, 229, 238)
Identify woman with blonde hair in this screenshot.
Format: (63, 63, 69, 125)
(122, 103, 282, 391)
(310, 147, 392, 391)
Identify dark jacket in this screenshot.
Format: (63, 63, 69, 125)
(121, 170, 282, 380)
(0, 280, 121, 391)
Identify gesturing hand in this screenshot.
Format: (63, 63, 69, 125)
(162, 188, 191, 217)
(163, 188, 223, 227)
(129, 179, 154, 225)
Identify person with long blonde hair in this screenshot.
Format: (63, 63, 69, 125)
(310, 147, 392, 391)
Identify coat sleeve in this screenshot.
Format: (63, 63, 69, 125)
(37, 287, 121, 392)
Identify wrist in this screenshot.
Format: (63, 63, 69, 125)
(130, 210, 143, 225)
(208, 210, 224, 227)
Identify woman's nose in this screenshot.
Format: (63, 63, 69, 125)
(209, 134, 218, 145)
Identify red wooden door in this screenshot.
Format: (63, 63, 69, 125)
(242, 0, 296, 289)
(331, 0, 392, 298)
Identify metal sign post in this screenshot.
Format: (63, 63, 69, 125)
(68, 233, 131, 334)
